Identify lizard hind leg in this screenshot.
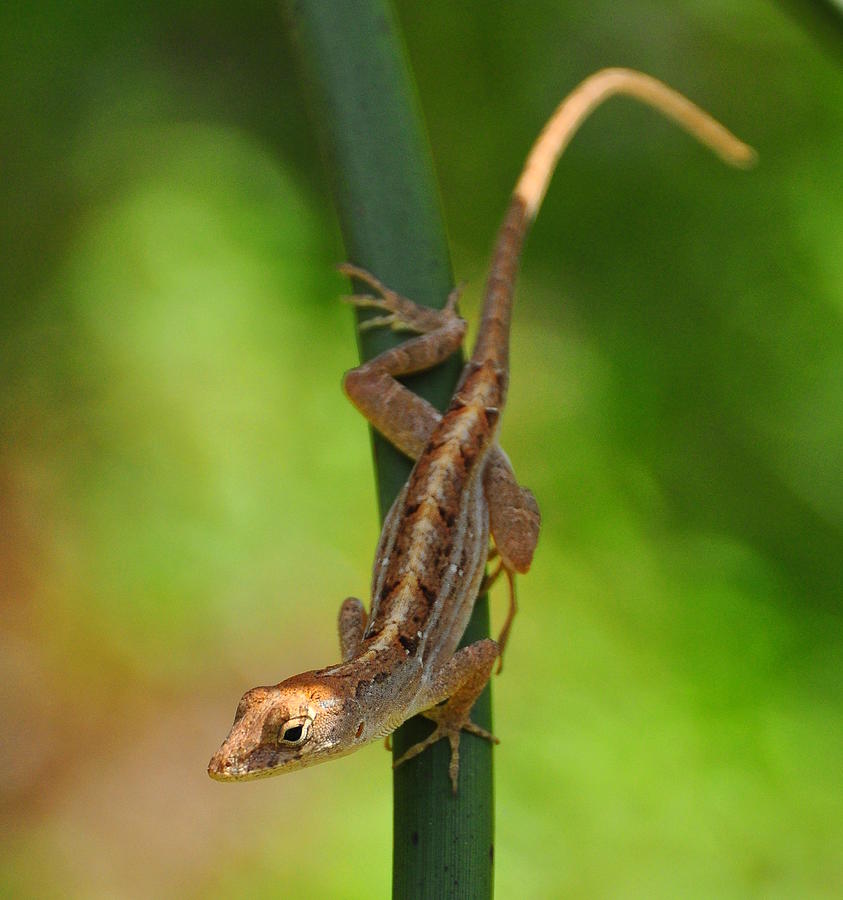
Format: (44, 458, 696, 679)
(340, 264, 468, 460)
(480, 450, 539, 671)
(393, 638, 499, 793)
(484, 449, 541, 575)
(494, 567, 517, 673)
(479, 553, 517, 673)
(339, 263, 463, 335)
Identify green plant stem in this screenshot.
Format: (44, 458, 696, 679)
(284, 2, 494, 897)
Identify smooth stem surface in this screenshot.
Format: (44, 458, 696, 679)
(284, 2, 494, 897)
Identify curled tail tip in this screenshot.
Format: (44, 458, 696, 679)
(727, 141, 759, 170)
(513, 68, 757, 217)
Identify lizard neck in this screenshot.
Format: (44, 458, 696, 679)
(318, 644, 421, 718)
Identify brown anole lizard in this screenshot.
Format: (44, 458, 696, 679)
(208, 69, 754, 792)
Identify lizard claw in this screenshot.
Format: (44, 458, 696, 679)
(393, 710, 498, 794)
(358, 313, 398, 331)
(339, 263, 464, 336)
(341, 291, 414, 333)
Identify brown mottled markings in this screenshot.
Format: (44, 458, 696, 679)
(360, 371, 501, 665)
(399, 634, 419, 655)
(209, 70, 754, 788)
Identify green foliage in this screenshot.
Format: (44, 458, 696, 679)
(1, 1, 841, 898)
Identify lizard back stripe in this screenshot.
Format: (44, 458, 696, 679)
(365, 387, 499, 662)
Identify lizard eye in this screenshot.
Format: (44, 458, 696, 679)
(278, 716, 312, 746)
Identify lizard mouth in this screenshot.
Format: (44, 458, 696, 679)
(207, 739, 306, 781)
(207, 746, 283, 781)
(207, 746, 240, 781)
(207, 757, 277, 781)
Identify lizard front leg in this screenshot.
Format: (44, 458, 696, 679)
(393, 638, 500, 793)
(338, 597, 367, 662)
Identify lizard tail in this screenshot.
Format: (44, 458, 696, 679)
(472, 67, 755, 371)
(513, 67, 755, 218)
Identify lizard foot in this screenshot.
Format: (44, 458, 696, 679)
(393, 704, 498, 794)
(339, 263, 462, 335)
(478, 555, 518, 673)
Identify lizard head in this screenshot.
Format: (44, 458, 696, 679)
(208, 672, 365, 781)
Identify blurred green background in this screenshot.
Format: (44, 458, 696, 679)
(2, 1, 841, 897)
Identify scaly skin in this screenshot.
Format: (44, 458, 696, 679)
(208, 69, 753, 792)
